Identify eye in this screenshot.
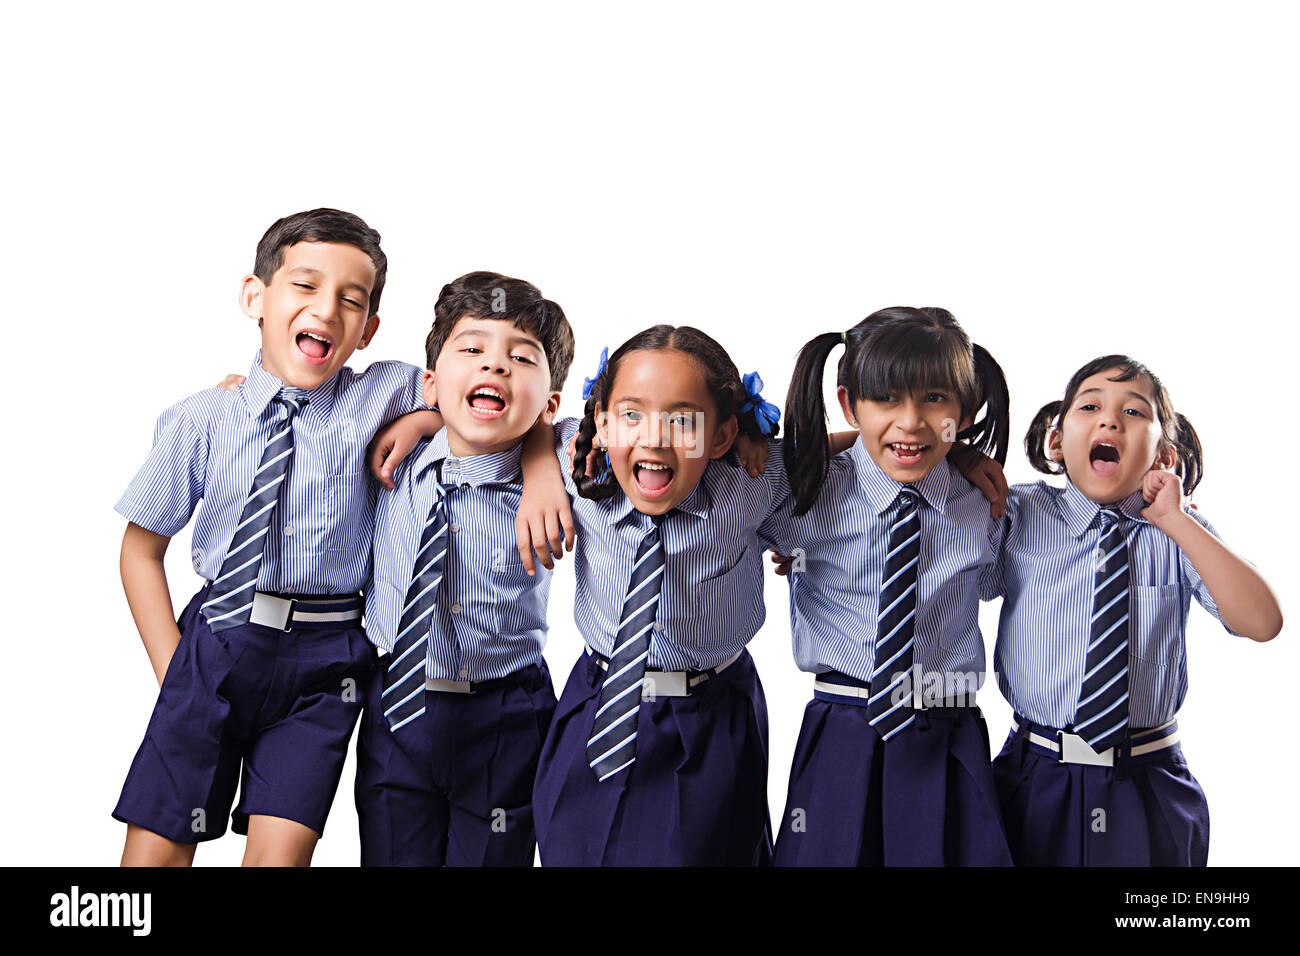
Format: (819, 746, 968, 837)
(342, 297, 363, 309)
(1077, 402, 1099, 412)
(925, 391, 948, 403)
(511, 354, 536, 365)
(669, 413, 694, 429)
(621, 410, 642, 423)
(293, 282, 315, 291)
(1124, 407, 1147, 417)
(461, 346, 483, 355)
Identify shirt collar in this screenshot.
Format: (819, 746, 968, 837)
(241, 349, 339, 421)
(849, 438, 952, 515)
(1057, 477, 1150, 539)
(413, 429, 523, 488)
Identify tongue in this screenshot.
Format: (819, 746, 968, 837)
(638, 466, 672, 491)
(1091, 459, 1120, 477)
(470, 395, 505, 411)
(298, 335, 328, 359)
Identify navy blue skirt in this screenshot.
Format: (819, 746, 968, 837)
(773, 696, 1013, 866)
(533, 649, 772, 866)
(992, 725, 1209, 866)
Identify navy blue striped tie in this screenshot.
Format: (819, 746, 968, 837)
(587, 515, 666, 781)
(1073, 508, 1131, 752)
(867, 486, 922, 741)
(382, 475, 459, 731)
(201, 387, 309, 631)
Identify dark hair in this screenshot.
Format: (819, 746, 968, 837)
(571, 324, 777, 500)
(254, 208, 387, 316)
(784, 306, 1010, 515)
(425, 271, 575, 391)
(1025, 354, 1202, 494)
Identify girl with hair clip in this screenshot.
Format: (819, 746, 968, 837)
(985, 355, 1281, 866)
(519, 324, 792, 866)
(762, 306, 1016, 866)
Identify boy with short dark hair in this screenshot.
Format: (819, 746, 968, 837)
(114, 208, 428, 866)
(354, 271, 575, 866)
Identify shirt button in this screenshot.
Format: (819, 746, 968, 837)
(284, 525, 294, 536)
(652, 622, 664, 632)
(451, 603, 462, 615)
(450, 522, 460, 533)
(459, 667, 469, 678)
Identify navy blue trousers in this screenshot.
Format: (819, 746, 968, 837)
(773, 698, 1013, 866)
(533, 649, 773, 866)
(355, 660, 556, 866)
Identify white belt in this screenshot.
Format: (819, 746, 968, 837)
(246, 591, 363, 631)
(585, 643, 743, 698)
(1012, 717, 1181, 767)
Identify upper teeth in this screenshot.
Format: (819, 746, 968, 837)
(893, 443, 925, 451)
(471, 387, 504, 400)
(303, 331, 330, 345)
(638, 462, 669, 470)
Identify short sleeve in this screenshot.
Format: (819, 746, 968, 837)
(115, 402, 208, 538)
(554, 417, 583, 497)
(756, 439, 795, 552)
(1178, 506, 1243, 636)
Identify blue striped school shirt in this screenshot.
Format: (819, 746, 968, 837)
(365, 430, 550, 680)
(759, 438, 999, 691)
(982, 479, 1240, 730)
(554, 417, 788, 672)
(116, 350, 425, 596)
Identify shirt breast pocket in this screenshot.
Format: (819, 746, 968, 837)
(1129, 583, 1183, 668)
(325, 471, 371, 554)
(491, 553, 545, 637)
(688, 548, 764, 651)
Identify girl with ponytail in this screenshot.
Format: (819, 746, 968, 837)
(526, 324, 790, 866)
(762, 306, 1017, 866)
(986, 355, 1281, 866)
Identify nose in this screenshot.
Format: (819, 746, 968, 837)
(896, 397, 923, 431)
(643, 412, 667, 447)
(479, 351, 508, 375)
(310, 289, 339, 322)
(1096, 410, 1120, 430)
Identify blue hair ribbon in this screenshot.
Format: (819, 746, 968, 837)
(581, 346, 609, 401)
(739, 371, 780, 436)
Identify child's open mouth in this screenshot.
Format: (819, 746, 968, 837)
(295, 330, 334, 365)
(466, 386, 509, 420)
(887, 442, 929, 466)
(1090, 440, 1121, 477)
(633, 460, 674, 497)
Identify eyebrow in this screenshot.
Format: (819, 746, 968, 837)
(613, 397, 707, 412)
(1077, 387, 1154, 410)
(286, 266, 371, 300)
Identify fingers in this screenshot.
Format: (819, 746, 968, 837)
(560, 508, 576, 553)
(544, 512, 565, 565)
(516, 516, 537, 577)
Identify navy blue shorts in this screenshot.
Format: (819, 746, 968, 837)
(354, 659, 557, 866)
(113, 585, 375, 844)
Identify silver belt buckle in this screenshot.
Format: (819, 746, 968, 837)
(1059, 731, 1114, 767)
(249, 592, 297, 631)
(425, 678, 474, 695)
(642, 671, 688, 699)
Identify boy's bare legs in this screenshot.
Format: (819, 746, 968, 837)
(242, 814, 318, 867)
(121, 824, 197, 866)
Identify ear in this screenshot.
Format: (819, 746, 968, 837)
(541, 391, 562, 426)
(421, 369, 437, 409)
(836, 386, 858, 428)
(1047, 427, 1064, 462)
(594, 402, 609, 447)
(1154, 441, 1177, 472)
(357, 314, 381, 350)
(709, 414, 740, 460)
(240, 274, 265, 322)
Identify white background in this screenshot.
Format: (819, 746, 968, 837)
(2, 2, 1295, 866)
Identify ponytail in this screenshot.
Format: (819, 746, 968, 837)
(1025, 400, 1066, 476)
(784, 331, 845, 516)
(1173, 413, 1203, 495)
(958, 343, 1010, 465)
